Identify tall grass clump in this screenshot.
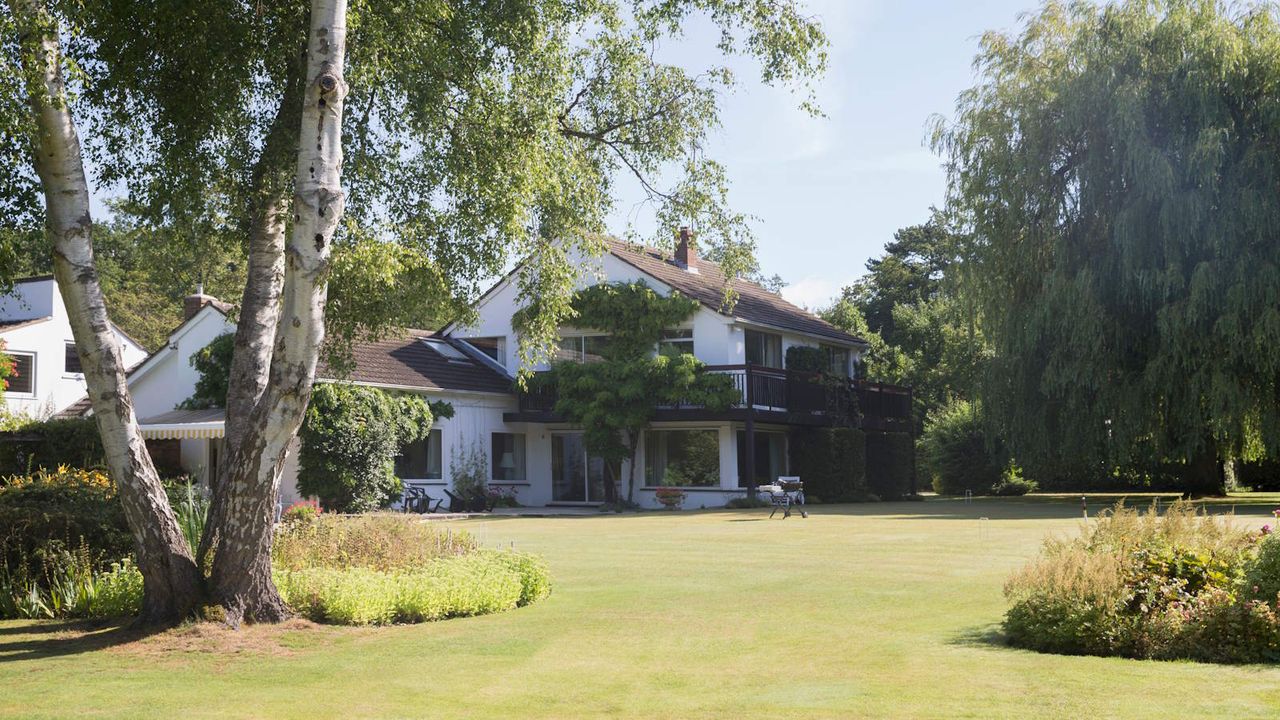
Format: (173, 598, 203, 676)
(272, 513, 549, 625)
(1005, 502, 1280, 663)
(273, 513, 478, 572)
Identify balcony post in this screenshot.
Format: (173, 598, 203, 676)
(744, 362, 756, 497)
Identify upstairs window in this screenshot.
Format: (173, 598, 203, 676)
(468, 337, 506, 366)
(658, 328, 694, 357)
(822, 344, 850, 377)
(554, 335, 610, 363)
(6, 352, 34, 395)
(64, 342, 82, 374)
(745, 330, 782, 368)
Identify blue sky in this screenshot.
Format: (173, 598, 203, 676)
(606, 0, 1036, 309)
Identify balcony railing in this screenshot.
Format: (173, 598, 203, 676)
(517, 363, 912, 430)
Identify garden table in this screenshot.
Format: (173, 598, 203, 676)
(757, 477, 807, 519)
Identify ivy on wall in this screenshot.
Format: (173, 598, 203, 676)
(297, 384, 453, 513)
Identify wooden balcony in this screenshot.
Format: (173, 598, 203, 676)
(509, 364, 912, 431)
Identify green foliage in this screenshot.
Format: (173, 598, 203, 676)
(784, 345, 826, 374)
(281, 499, 322, 525)
(275, 549, 548, 626)
(297, 384, 435, 513)
(179, 333, 235, 410)
(865, 431, 915, 500)
(562, 282, 700, 359)
(789, 427, 868, 502)
(0, 417, 105, 475)
(0, 472, 130, 583)
(0, 552, 143, 620)
(920, 399, 1003, 496)
(1246, 534, 1280, 605)
(991, 463, 1038, 497)
(53, 2, 829, 373)
(1004, 503, 1279, 663)
(934, 0, 1280, 481)
(166, 480, 209, 557)
(272, 514, 548, 626)
(450, 440, 489, 497)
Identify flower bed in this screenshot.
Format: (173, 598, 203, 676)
(1004, 503, 1280, 663)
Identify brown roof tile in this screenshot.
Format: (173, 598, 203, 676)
(604, 239, 865, 345)
(319, 330, 512, 394)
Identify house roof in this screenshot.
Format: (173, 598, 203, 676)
(318, 330, 513, 395)
(603, 238, 866, 346)
(0, 316, 52, 333)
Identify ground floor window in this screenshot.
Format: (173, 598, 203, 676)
(551, 433, 616, 502)
(6, 351, 33, 395)
(736, 430, 787, 487)
(644, 429, 720, 487)
(396, 428, 443, 480)
(491, 432, 526, 481)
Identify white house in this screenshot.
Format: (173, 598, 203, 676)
(107, 233, 912, 510)
(0, 276, 148, 418)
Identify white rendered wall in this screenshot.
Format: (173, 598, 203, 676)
(0, 278, 147, 417)
(129, 306, 235, 418)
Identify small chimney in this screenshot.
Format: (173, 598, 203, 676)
(183, 283, 218, 321)
(675, 226, 698, 272)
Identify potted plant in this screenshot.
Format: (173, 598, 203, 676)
(654, 486, 685, 510)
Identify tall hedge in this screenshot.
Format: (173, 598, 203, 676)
(865, 431, 914, 499)
(789, 427, 866, 502)
(0, 417, 105, 476)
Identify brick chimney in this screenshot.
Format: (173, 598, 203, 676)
(183, 283, 228, 321)
(675, 226, 698, 272)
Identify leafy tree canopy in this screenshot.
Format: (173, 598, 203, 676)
(933, 0, 1280, 486)
(180, 334, 235, 411)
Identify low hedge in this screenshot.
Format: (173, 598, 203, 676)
(276, 550, 552, 625)
(0, 468, 130, 580)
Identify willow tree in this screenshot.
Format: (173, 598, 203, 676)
(5, 1, 828, 623)
(933, 0, 1280, 493)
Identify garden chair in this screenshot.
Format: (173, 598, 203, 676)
(758, 476, 807, 519)
(402, 485, 443, 514)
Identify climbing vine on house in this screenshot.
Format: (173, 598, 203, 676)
(297, 384, 453, 513)
(530, 281, 740, 504)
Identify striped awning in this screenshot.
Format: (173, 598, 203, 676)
(138, 408, 225, 440)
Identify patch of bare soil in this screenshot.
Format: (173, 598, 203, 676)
(110, 618, 343, 659)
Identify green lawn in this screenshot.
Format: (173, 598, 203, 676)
(3, 496, 1280, 719)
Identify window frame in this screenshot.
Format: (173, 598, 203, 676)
(467, 337, 506, 367)
(744, 329, 783, 368)
(395, 428, 444, 481)
(5, 351, 35, 396)
(64, 341, 83, 375)
(658, 327, 695, 357)
(554, 333, 611, 363)
(490, 432, 527, 482)
(642, 427, 722, 489)
(821, 344, 851, 378)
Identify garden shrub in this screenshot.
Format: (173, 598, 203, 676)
(1246, 532, 1280, 604)
(273, 513, 478, 572)
(0, 468, 130, 581)
(990, 463, 1038, 496)
(298, 384, 443, 513)
(1004, 502, 1280, 663)
(784, 345, 827, 374)
(0, 417, 105, 476)
(0, 549, 142, 620)
(275, 550, 549, 626)
(920, 399, 1003, 495)
(789, 427, 867, 502)
(865, 431, 914, 499)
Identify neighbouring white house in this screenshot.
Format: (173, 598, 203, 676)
(96, 233, 912, 510)
(0, 275, 148, 418)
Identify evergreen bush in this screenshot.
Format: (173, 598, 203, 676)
(920, 399, 1003, 495)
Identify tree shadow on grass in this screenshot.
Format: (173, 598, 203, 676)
(0, 618, 147, 663)
(948, 623, 1008, 650)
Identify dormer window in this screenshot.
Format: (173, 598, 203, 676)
(658, 328, 694, 356)
(555, 334, 610, 363)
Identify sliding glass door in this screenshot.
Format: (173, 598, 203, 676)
(551, 433, 617, 502)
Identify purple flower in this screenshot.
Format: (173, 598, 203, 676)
(1263, 524, 1273, 536)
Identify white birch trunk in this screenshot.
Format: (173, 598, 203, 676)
(207, 0, 347, 625)
(9, 0, 202, 623)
